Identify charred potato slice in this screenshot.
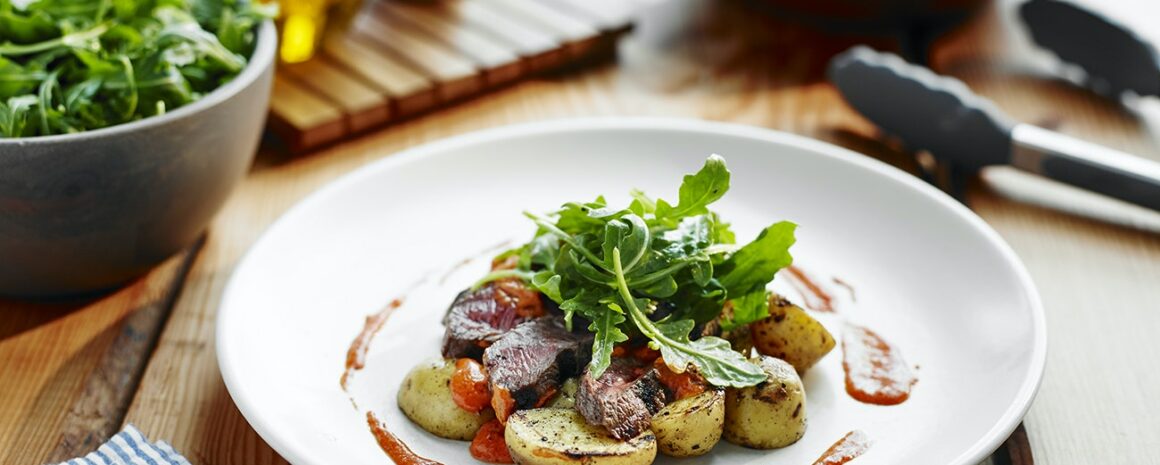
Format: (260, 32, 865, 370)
(505, 408, 657, 465)
(545, 377, 579, 409)
(723, 356, 807, 449)
(651, 389, 725, 457)
(397, 358, 493, 440)
(750, 294, 835, 372)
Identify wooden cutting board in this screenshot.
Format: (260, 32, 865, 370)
(269, 0, 641, 151)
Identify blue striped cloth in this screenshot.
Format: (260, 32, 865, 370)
(53, 425, 191, 465)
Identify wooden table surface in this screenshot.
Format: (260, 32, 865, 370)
(3, 0, 1159, 464)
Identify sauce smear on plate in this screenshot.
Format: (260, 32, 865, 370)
(842, 324, 916, 405)
(784, 265, 836, 312)
(812, 430, 872, 465)
(341, 298, 404, 390)
(367, 411, 443, 465)
(832, 276, 857, 302)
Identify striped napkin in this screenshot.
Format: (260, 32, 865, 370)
(53, 425, 190, 465)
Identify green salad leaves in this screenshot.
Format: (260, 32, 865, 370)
(0, 0, 275, 138)
(483, 155, 797, 388)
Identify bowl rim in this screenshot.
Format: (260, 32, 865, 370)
(0, 19, 277, 146)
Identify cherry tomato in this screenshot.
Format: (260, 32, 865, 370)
(451, 358, 491, 413)
(470, 419, 513, 463)
(655, 357, 707, 400)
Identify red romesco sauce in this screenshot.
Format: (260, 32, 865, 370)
(366, 411, 443, 465)
(341, 299, 404, 390)
(784, 265, 836, 312)
(812, 430, 872, 465)
(841, 324, 917, 405)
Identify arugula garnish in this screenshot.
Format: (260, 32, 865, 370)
(0, 0, 275, 138)
(489, 155, 796, 387)
(612, 248, 767, 387)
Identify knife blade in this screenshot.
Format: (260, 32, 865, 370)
(1020, 0, 1160, 98)
(827, 45, 1160, 212)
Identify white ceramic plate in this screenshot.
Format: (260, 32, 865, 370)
(217, 118, 1045, 465)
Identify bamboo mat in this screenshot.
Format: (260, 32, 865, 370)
(270, 0, 641, 151)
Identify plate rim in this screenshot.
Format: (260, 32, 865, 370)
(216, 117, 1047, 465)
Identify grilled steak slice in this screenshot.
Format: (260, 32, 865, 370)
(442, 280, 545, 359)
(483, 318, 592, 422)
(576, 358, 667, 440)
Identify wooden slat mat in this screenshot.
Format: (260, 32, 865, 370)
(269, 0, 638, 151)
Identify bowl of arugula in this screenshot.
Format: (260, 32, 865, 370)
(0, 1, 276, 297)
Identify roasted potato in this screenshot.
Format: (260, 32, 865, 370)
(723, 356, 807, 449)
(703, 303, 755, 356)
(397, 358, 494, 440)
(545, 377, 579, 409)
(505, 408, 657, 465)
(750, 294, 835, 372)
(723, 324, 754, 356)
(651, 389, 725, 457)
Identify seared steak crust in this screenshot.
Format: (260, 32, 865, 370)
(483, 318, 592, 421)
(576, 359, 667, 440)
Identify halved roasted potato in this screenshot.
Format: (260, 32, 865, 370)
(723, 356, 807, 449)
(397, 358, 494, 440)
(750, 294, 835, 372)
(651, 389, 725, 457)
(506, 408, 657, 465)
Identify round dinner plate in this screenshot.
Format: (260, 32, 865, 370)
(217, 118, 1045, 465)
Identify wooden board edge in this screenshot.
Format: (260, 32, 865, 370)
(42, 239, 206, 462)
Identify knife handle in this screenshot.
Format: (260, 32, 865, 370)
(1011, 124, 1160, 211)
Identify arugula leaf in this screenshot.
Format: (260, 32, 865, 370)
(556, 196, 624, 233)
(634, 274, 679, 299)
(530, 271, 563, 302)
(613, 248, 766, 387)
(586, 308, 629, 378)
(601, 214, 650, 272)
(655, 154, 730, 223)
(0, 94, 37, 137)
(0, 9, 57, 45)
(524, 233, 560, 269)
(663, 215, 713, 250)
(710, 213, 737, 245)
(493, 155, 795, 389)
(720, 290, 769, 331)
(555, 244, 612, 286)
(524, 211, 610, 272)
(0, 57, 43, 98)
(628, 188, 656, 215)
(717, 221, 797, 298)
(559, 286, 603, 330)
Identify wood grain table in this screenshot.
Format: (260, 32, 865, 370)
(3, 0, 1159, 464)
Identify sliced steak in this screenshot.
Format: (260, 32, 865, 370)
(441, 279, 545, 359)
(483, 317, 592, 422)
(576, 358, 667, 440)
